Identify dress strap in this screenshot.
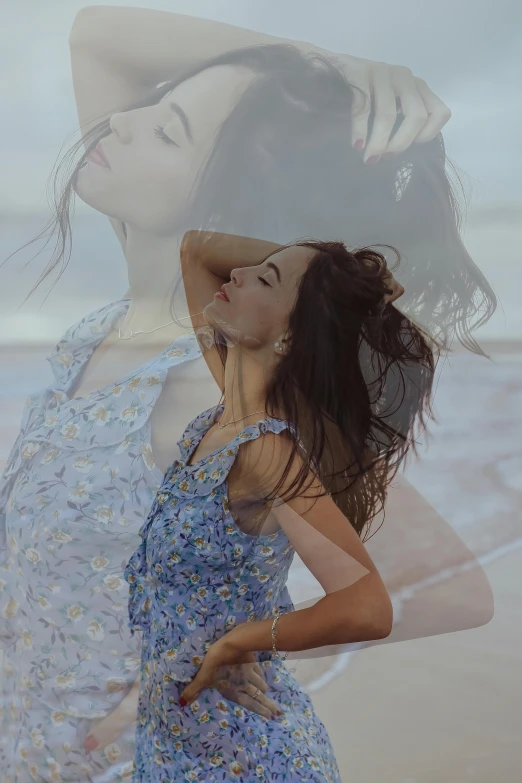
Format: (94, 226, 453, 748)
(176, 403, 294, 464)
(164, 405, 296, 500)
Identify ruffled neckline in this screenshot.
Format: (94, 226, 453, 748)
(177, 403, 290, 467)
(46, 298, 200, 396)
(1, 301, 204, 476)
(154, 404, 291, 499)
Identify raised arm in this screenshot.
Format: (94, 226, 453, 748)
(68, 7, 317, 255)
(180, 231, 282, 392)
(69, 6, 315, 90)
(69, 7, 451, 258)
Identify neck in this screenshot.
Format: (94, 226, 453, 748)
(118, 227, 192, 341)
(219, 345, 279, 427)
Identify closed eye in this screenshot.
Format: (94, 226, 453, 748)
(258, 276, 271, 287)
(153, 125, 179, 147)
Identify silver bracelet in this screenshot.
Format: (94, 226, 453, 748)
(271, 611, 288, 661)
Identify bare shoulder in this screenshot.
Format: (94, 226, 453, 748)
(230, 426, 323, 513)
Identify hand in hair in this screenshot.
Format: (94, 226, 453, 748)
(329, 53, 452, 161)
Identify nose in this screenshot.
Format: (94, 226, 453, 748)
(109, 111, 133, 143)
(230, 268, 247, 286)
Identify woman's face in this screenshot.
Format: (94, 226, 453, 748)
(203, 245, 317, 351)
(74, 65, 255, 233)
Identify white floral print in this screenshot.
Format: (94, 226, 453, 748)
(0, 299, 201, 783)
(124, 403, 342, 783)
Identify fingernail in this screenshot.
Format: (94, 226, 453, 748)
(365, 155, 381, 165)
(353, 139, 365, 150)
(179, 697, 187, 707)
(276, 710, 283, 716)
(84, 736, 98, 751)
(271, 714, 276, 719)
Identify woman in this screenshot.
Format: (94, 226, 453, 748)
(123, 235, 431, 782)
(0, 6, 494, 782)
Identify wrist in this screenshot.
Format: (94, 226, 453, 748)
(223, 621, 266, 654)
(223, 617, 284, 656)
(222, 622, 251, 650)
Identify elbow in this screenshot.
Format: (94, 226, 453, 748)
(372, 594, 394, 639)
(180, 230, 212, 269)
(180, 231, 197, 263)
(69, 6, 109, 49)
(337, 591, 394, 643)
(69, 8, 94, 49)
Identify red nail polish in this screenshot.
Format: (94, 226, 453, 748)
(353, 139, 365, 150)
(179, 697, 187, 707)
(84, 735, 98, 751)
(271, 714, 276, 719)
(366, 155, 381, 165)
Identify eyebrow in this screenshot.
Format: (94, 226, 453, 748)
(266, 261, 281, 284)
(169, 101, 193, 143)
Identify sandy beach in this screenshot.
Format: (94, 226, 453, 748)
(308, 544, 522, 782)
(0, 340, 520, 781)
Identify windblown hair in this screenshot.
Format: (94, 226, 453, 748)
(212, 239, 439, 541)
(6, 43, 495, 538)
(11, 43, 496, 355)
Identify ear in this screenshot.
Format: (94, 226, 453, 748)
(273, 334, 289, 356)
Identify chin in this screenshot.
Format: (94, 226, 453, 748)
(206, 314, 241, 347)
(72, 168, 118, 216)
(202, 301, 227, 326)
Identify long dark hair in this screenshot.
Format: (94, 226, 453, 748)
(10, 43, 496, 355)
(211, 239, 438, 541)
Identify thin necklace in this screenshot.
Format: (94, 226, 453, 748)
(117, 311, 205, 340)
(217, 408, 267, 429)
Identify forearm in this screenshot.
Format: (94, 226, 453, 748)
(70, 6, 322, 87)
(229, 579, 392, 656)
(181, 231, 282, 279)
(282, 563, 494, 663)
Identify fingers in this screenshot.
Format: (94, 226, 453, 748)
(215, 662, 267, 694)
(244, 668, 269, 694)
(83, 712, 133, 752)
(211, 661, 285, 720)
(231, 685, 283, 720)
(244, 681, 282, 715)
(380, 66, 428, 156)
(352, 64, 452, 162)
(350, 73, 372, 151)
(411, 78, 452, 143)
(362, 63, 397, 163)
(234, 689, 275, 719)
(214, 680, 268, 716)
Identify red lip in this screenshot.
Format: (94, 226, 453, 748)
(87, 143, 111, 169)
(216, 284, 230, 302)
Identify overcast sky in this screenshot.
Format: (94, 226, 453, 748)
(0, 0, 520, 340)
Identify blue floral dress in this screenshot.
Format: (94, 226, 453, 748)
(123, 403, 342, 783)
(0, 299, 205, 783)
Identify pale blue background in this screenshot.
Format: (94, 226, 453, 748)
(1, 0, 521, 342)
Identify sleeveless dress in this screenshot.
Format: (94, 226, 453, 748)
(123, 402, 342, 783)
(0, 299, 204, 783)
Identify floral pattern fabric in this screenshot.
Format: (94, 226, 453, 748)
(124, 403, 342, 783)
(0, 299, 203, 783)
